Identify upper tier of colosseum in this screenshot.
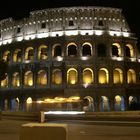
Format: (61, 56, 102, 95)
(0, 6, 132, 45)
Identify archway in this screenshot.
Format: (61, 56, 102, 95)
(100, 96, 110, 111)
(83, 96, 94, 112)
(129, 96, 139, 110)
(11, 98, 20, 111)
(26, 97, 33, 112)
(114, 95, 125, 111)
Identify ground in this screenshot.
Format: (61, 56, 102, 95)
(0, 119, 140, 140)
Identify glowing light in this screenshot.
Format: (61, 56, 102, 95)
(44, 98, 52, 102)
(109, 31, 121, 36)
(0, 29, 131, 46)
(137, 59, 140, 63)
(83, 83, 90, 88)
(81, 56, 89, 60)
(26, 97, 32, 104)
(56, 56, 63, 61)
(44, 96, 80, 103)
(68, 96, 80, 101)
(115, 95, 121, 102)
(16, 36, 23, 42)
(80, 30, 93, 35)
(28, 80, 33, 86)
(70, 80, 76, 84)
(24, 34, 36, 40)
(16, 98, 19, 103)
(123, 32, 129, 37)
(51, 31, 64, 37)
(44, 111, 85, 115)
(65, 30, 78, 36)
(24, 60, 31, 63)
(130, 58, 136, 62)
(37, 33, 49, 38)
(112, 56, 123, 61)
(95, 30, 103, 36)
(37, 100, 43, 104)
(3, 39, 12, 45)
(54, 97, 66, 102)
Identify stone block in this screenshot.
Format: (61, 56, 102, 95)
(20, 123, 67, 140)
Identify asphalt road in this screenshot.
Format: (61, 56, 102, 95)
(0, 119, 140, 140)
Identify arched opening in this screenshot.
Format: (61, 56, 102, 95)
(82, 42, 92, 56)
(38, 45, 48, 60)
(113, 68, 123, 84)
(25, 47, 34, 61)
(100, 96, 110, 111)
(11, 98, 20, 111)
(37, 70, 47, 85)
(129, 96, 139, 110)
(127, 69, 136, 84)
(13, 49, 22, 62)
(1, 74, 8, 88)
(52, 44, 62, 57)
(125, 44, 134, 58)
(4, 99, 8, 111)
(67, 43, 77, 57)
(52, 69, 62, 85)
(12, 72, 20, 87)
(24, 71, 33, 86)
(26, 97, 32, 112)
(83, 68, 94, 85)
(97, 43, 107, 57)
(83, 96, 94, 112)
(114, 95, 125, 111)
(98, 68, 109, 84)
(67, 68, 78, 85)
(112, 43, 121, 57)
(3, 51, 10, 62)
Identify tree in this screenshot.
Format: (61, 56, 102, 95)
(0, 59, 8, 81)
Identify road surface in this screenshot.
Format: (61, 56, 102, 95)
(0, 119, 140, 140)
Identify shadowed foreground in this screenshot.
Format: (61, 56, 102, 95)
(0, 119, 140, 140)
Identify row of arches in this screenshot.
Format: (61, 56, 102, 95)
(1, 68, 136, 87)
(2, 95, 138, 112)
(2, 42, 135, 62)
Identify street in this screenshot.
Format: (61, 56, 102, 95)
(0, 119, 140, 140)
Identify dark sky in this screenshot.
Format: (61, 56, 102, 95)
(0, 0, 139, 39)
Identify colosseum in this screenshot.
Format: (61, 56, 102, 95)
(0, 6, 140, 112)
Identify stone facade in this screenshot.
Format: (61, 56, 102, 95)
(0, 6, 140, 112)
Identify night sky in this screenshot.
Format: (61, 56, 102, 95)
(0, 0, 139, 43)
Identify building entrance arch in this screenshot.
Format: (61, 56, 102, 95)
(83, 96, 94, 112)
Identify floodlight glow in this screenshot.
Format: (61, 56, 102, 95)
(138, 59, 140, 63)
(37, 33, 49, 38)
(37, 100, 43, 104)
(44, 111, 85, 115)
(95, 30, 103, 36)
(56, 56, 63, 61)
(109, 31, 121, 36)
(80, 30, 93, 35)
(112, 56, 123, 61)
(130, 58, 136, 62)
(65, 30, 78, 36)
(51, 31, 64, 37)
(24, 60, 31, 63)
(123, 32, 129, 37)
(0, 41, 2, 46)
(83, 83, 89, 88)
(16, 36, 23, 42)
(3, 39, 12, 45)
(24, 34, 36, 40)
(81, 56, 89, 60)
